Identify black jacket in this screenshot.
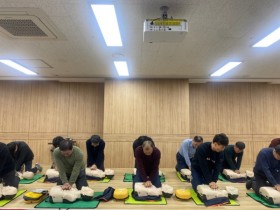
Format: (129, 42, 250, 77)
(191, 142, 224, 184)
(7, 141, 34, 171)
(0, 142, 16, 176)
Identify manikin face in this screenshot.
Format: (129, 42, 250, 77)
(61, 149, 73, 157)
(211, 142, 225, 152)
(143, 145, 153, 156)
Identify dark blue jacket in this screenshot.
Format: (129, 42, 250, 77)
(191, 142, 224, 184)
(254, 147, 280, 186)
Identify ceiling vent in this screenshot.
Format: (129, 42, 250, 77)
(0, 10, 58, 39)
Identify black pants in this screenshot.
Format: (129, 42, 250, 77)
(0, 170, 20, 188)
(57, 169, 88, 190)
(252, 173, 273, 196)
(175, 152, 190, 172)
(16, 160, 38, 173)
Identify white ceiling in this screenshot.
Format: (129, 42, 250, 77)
(0, 0, 280, 83)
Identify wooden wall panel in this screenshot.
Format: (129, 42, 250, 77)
(189, 83, 218, 134)
(102, 134, 187, 168)
(190, 83, 280, 168)
(147, 80, 189, 134)
(29, 82, 69, 132)
(0, 81, 104, 165)
(217, 83, 252, 134)
(3, 80, 280, 168)
(105, 141, 135, 168)
(0, 133, 29, 140)
(103, 80, 147, 134)
(251, 84, 280, 134)
(68, 83, 104, 133)
(29, 139, 53, 166)
(0, 81, 31, 132)
(102, 79, 190, 167)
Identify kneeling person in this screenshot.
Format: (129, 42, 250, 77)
(54, 139, 88, 190)
(223, 141, 245, 174)
(191, 133, 229, 192)
(175, 136, 203, 172)
(246, 145, 280, 195)
(0, 142, 20, 188)
(133, 140, 161, 189)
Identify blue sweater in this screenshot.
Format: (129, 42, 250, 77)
(178, 139, 196, 168)
(254, 147, 280, 186)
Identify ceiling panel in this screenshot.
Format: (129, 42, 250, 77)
(0, 0, 279, 82)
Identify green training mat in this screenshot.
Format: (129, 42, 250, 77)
(124, 189, 167, 205)
(35, 192, 102, 209)
(190, 189, 239, 206)
(123, 173, 165, 182)
(0, 189, 27, 207)
(247, 192, 280, 208)
(19, 174, 44, 184)
(218, 174, 229, 182)
(176, 172, 189, 182)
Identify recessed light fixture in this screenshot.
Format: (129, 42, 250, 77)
(253, 26, 280, 47)
(91, 4, 122, 47)
(114, 61, 129, 76)
(0, 59, 37, 75)
(211, 62, 242, 77)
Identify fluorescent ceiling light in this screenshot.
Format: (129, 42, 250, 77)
(211, 62, 242, 77)
(91, 4, 122, 47)
(114, 61, 129, 76)
(0, 60, 37, 75)
(253, 27, 280, 47)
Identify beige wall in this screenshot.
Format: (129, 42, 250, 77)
(0, 81, 104, 165)
(103, 79, 190, 168)
(1, 80, 279, 168)
(190, 82, 280, 166)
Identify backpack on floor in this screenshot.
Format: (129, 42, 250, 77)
(94, 187, 115, 202)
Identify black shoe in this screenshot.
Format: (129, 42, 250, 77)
(246, 180, 253, 190)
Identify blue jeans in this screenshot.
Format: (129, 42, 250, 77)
(133, 169, 161, 189)
(175, 152, 190, 171)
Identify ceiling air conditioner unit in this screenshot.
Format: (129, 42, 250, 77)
(143, 6, 188, 43)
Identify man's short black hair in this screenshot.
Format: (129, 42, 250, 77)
(213, 133, 229, 146)
(235, 141, 245, 150)
(52, 136, 64, 148)
(90, 135, 101, 144)
(193, 136, 203, 142)
(59, 139, 73, 151)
